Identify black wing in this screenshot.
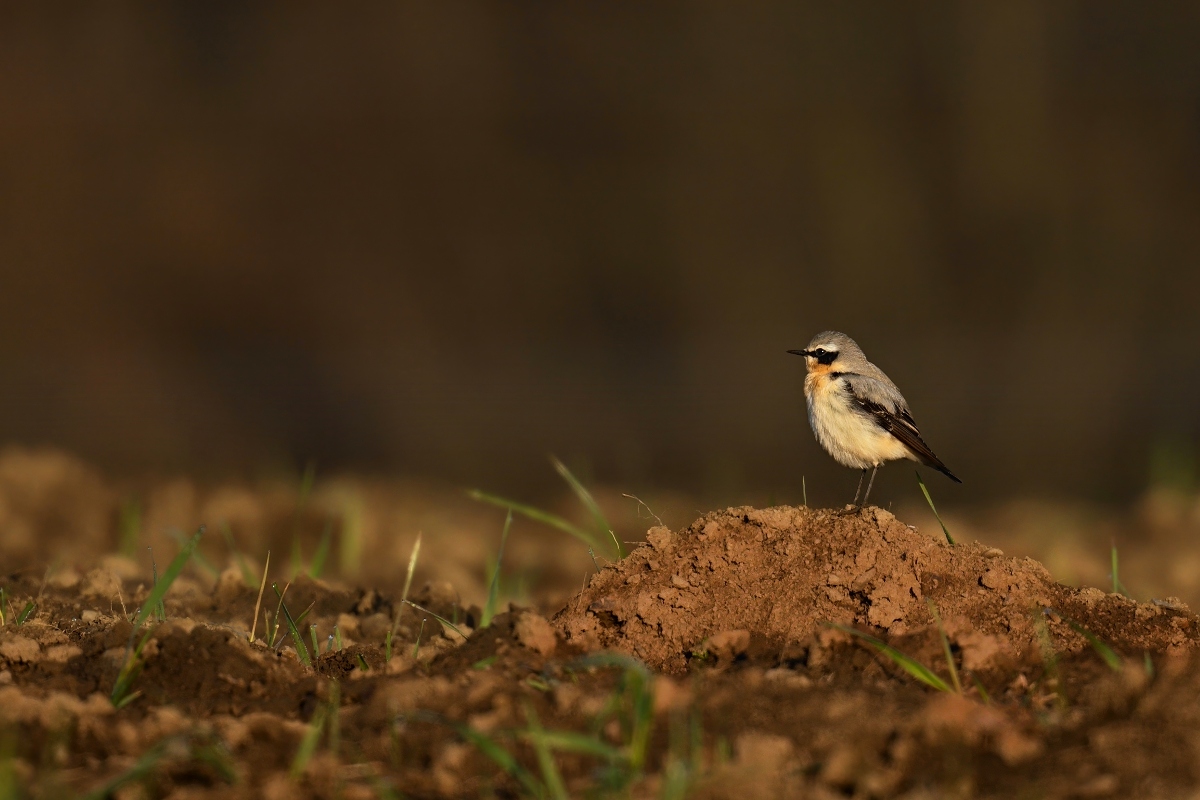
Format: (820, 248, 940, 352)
(853, 393, 961, 483)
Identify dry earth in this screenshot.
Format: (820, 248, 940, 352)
(2, 451, 1200, 798)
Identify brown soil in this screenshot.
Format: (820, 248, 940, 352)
(3, 461, 1200, 798)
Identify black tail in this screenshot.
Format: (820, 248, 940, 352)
(926, 457, 961, 484)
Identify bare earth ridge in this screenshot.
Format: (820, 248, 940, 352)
(4, 498, 1200, 797)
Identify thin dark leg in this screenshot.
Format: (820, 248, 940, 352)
(861, 465, 879, 507)
(852, 468, 866, 506)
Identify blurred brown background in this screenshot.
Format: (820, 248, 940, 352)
(2, 3, 1199, 508)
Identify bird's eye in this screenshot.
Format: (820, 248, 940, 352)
(813, 348, 826, 357)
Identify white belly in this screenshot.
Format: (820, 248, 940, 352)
(805, 377, 912, 469)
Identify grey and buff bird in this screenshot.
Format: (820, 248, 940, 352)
(789, 331, 960, 506)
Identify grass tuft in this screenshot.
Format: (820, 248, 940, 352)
(111, 628, 154, 709)
(272, 583, 311, 666)
(443, 654, 662, 797)
(111, 526, 204, 706)
(133, 527, 203, 629)
(481, 510, 513, 628)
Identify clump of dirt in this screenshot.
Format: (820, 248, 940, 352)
(555, 505, 1197, 674)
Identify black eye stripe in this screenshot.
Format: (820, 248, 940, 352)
(815, 349, 838, 365)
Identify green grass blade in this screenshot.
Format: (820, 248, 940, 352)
(273, 583, 312, 666)
(15, 601, 35, 626)
(412, 619, 426, 659)
(454, 722, 544, 799)
(972, 674, 991, 705)
(551, 455, 622, 559)
(290, 536, 303, 582)
(628, 672, 654, 772)
(1032, 613, 1067, 708)
(1111, 543, 1119, 594)
(828, 623, 952, 692)
(468, 490, 606, 554)
(308, 520, 333, 578)
(249, 550, 271, 644)
(328, 681, 341, 756)
(294, 600, 316, 629)
(1063, 616, 1123, 672)
(401, 600, 468, 641)
(339, 494, 364, 578)
(221, 523, 258, 588)
(133, 527, 203, 629)
(387, 533, 423, 649)
(521, 730, 624, 761)
(927, 600, 961, 694)
(1110, 542, 1129, 597)
(481, 510, 513, 628)
(81, 735, 181, 800)
(916, 472, 955, 545)
(523, 703, 569, 800)
(117, 498, 141, 558)
(571, 651, 651, 679)
(168, 529, 218, 579)
(290, 707, 327, 781)
(111, 628, 156, 708)
(148, 548, 166, 622)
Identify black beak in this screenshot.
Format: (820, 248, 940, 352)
(787, 349, 810, 357)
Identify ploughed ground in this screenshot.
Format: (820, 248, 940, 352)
(2, 460, 1200, 797)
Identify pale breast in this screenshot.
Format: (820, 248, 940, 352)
(804, 374, 912, 469)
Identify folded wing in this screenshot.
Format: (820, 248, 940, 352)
(843, 374, 961, 483)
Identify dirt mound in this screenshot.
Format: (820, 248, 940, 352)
(555, 505, 1197, 674)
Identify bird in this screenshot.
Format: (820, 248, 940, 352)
(788, 331, 960, 507)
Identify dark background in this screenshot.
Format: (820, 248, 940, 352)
(1, 3, 1198, 506)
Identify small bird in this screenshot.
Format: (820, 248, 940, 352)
(788, 331, 960, 507)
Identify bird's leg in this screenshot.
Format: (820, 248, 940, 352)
(852, 469, 866, 506)
(861, 465, 879, 507)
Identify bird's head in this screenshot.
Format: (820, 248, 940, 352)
(787, 331, 865, 373)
